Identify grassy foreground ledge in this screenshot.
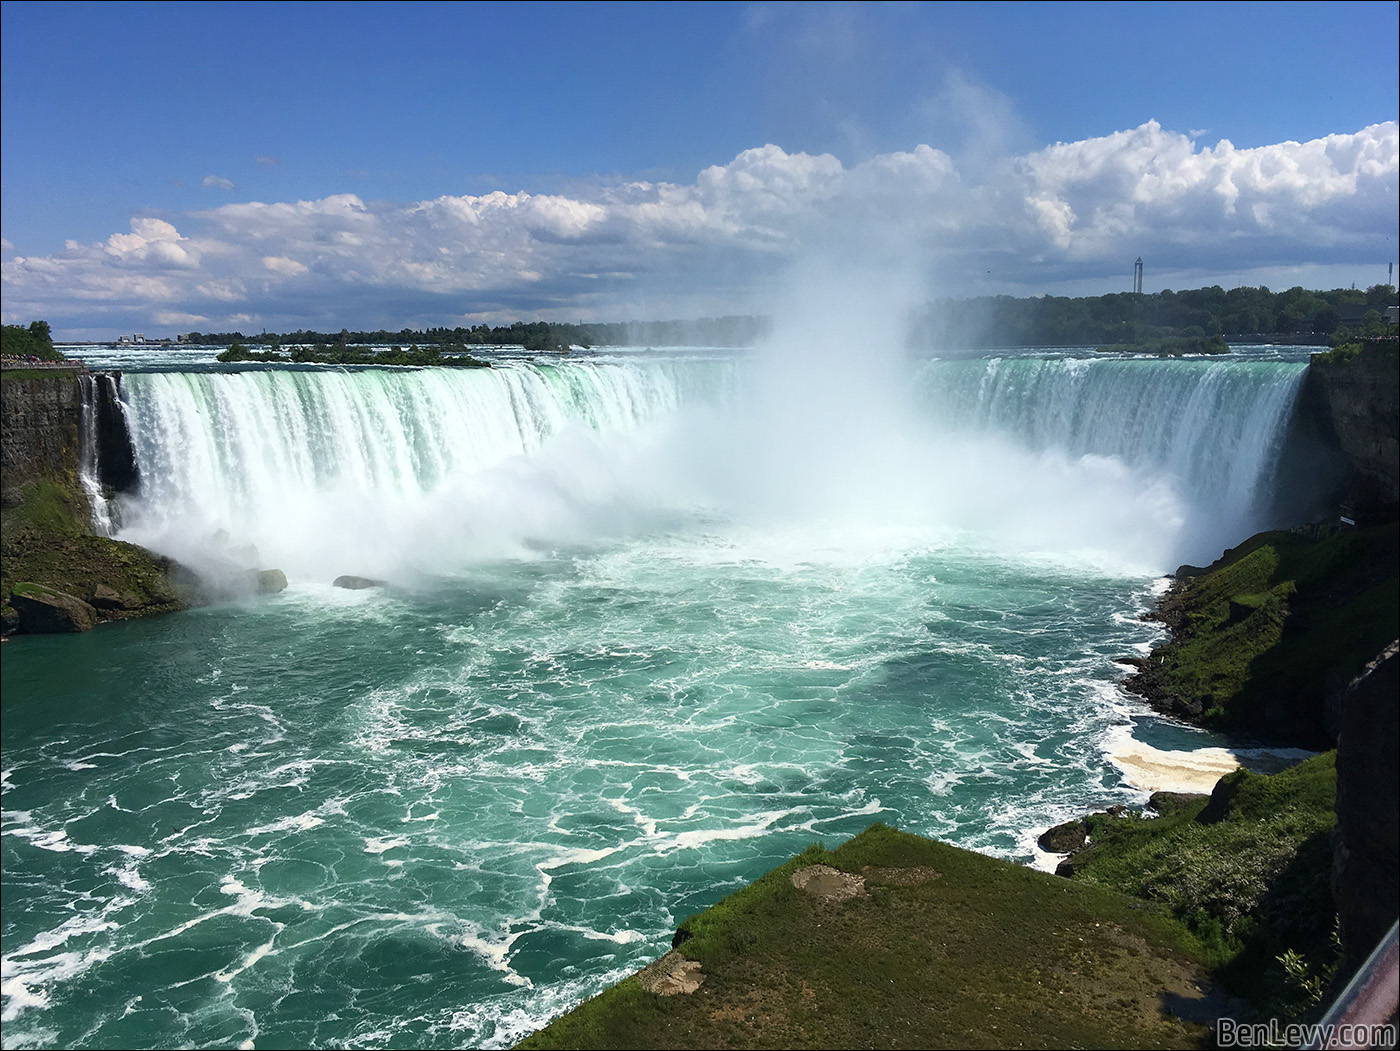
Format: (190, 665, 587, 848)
(518, 824, 1214, 1049)
(1066, 753, 1339, 1021)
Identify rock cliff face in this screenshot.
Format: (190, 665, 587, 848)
(2, 368, 189, 634)
(1332, 641, 1399, 974)
(1297, 347, 1400, 521)
(1, 366, 88, 503)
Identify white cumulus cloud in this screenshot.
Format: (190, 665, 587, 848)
(3, 122, 1395, 334)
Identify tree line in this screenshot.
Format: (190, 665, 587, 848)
(181, 286, 1395, 352)
(910, 284, 1397, 349)
(0, 321, 60, 359)
(185, 316, 771, 352)
(9, 284, 1394, 358)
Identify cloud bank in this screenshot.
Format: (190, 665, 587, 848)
(3, 122, 1396, 335)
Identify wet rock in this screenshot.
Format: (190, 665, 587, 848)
(255, 569, 288, 594)
(1038, 819, 1088, 853)
(10, 583, 97, 632)
(90, 582, 137, 610)
(333, 575, 386, 590)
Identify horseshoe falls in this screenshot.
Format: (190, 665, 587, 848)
(2, 349, 1308, 1049)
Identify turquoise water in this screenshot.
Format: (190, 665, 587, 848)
(2, 350, 1308, 1048)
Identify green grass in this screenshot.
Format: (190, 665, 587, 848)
(1069, 754, 1338, 1019)
(1139, 524, 1398, 746)
(1, 478, 90, 539)
(1, 368, 73, 381)
(519, 824, 1213, 1049)
(3, 480, 186, 627)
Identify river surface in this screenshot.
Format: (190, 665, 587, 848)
(2, 343, 1312, 1049)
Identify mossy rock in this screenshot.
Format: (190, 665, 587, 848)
(9, 581, 98, 632)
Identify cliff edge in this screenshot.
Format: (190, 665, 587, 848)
(1, 366, 190, 634)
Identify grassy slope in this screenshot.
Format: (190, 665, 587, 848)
(1068, 753, 1339, 1019)
(1130, 523, 1399, 746)
(2, 480, 185, 626)
(520, 825, 1212, 1050)
(3, 372, 190, 625)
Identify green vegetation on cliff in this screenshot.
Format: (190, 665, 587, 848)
(1, 370, 189, 633)
(1067, 754, 1339, 1019)
(520, 824, 1212, 1050)
(1311, 332, 1400, 366)
(2, 479, 187, 632)
(1096, 335, 1229, 356)
(1126, 523, 1399, 747)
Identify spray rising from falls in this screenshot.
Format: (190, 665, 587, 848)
(912, 355, 1308, 566)
(111, 353, 1308, 582)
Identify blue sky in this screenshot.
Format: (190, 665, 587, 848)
(3, 1, 1397, 338)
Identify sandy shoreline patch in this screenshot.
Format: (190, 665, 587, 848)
(1109, 737, 1315, 794)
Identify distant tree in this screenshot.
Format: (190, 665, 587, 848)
(1365, 284, 1397, 308)
(1, 319, 61, 359)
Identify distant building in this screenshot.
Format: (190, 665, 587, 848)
(1386, 306, 1399, 325)
(117, 335, 132, 344)
(133, 333, 146, 344)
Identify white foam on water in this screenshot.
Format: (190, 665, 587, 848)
(1, 912, 120, 1023)
(214, 935, 281, 984)
(245, 812, 326, 836)
(363, 836, 410, 855)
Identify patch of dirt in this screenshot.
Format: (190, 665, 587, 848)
(637, 949, 705, 995)
(790, 864, 868, 903)
(862, 865, 941, 886)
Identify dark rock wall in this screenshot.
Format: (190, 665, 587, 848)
(2, 369, 140, 508)
(1298, 348, 1400, 522)
(1, 370, 87, 503)
(91, 372, 140, 494)
(1332, 641, 1399, 974)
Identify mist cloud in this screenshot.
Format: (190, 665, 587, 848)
(3, 122, 1395, 334)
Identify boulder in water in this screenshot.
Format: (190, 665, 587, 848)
(255, 569, 288, 594)
(333, 575, 386, 590)
(10, 583, 98, 633)
(1038, 819, 1088, 853)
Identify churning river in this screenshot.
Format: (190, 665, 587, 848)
(2, 343, 1312, 1048)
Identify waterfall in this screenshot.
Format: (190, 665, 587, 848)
(76, 374, 115, 536)
(115, 359, 722, 579)
(112, 354, 1307, 579)
(915, 356, 1308, 563)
